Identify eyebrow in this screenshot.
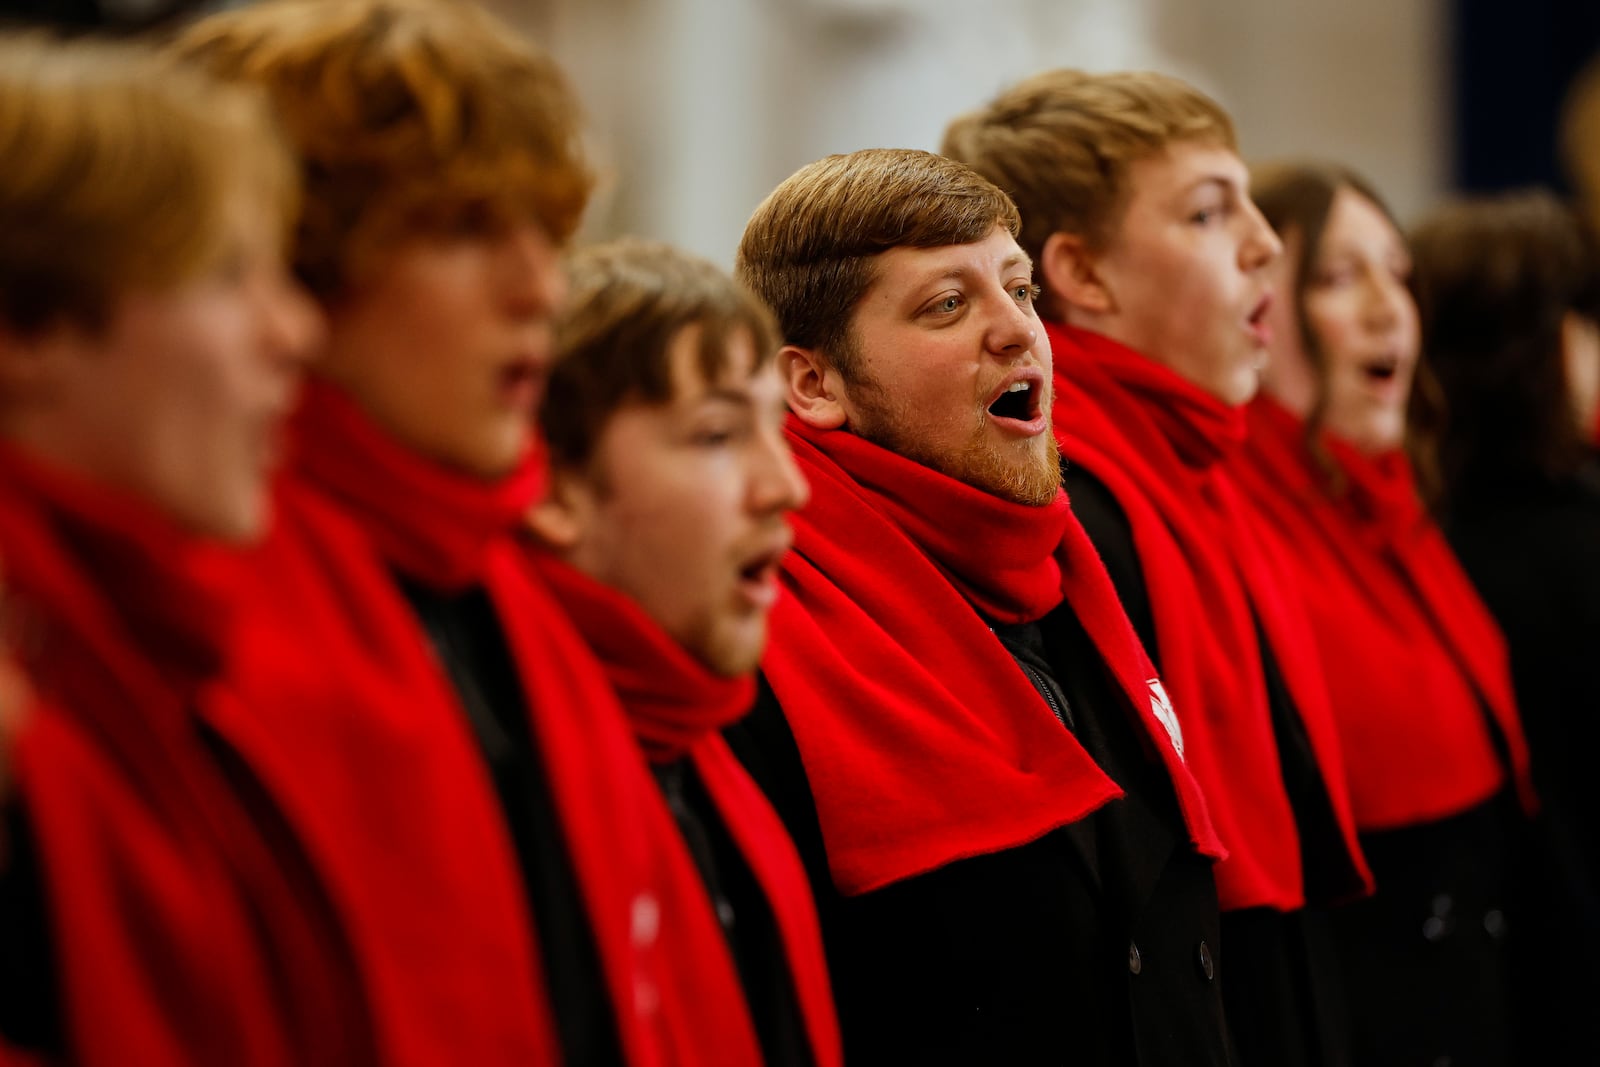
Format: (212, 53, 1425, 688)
(914, 251, 1035, 287)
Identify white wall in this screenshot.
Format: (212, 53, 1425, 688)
(497, 0, 1449, 263)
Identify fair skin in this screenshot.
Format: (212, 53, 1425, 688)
(1561, 310, 1600, 437)
(1043, 140, 1282, 406)
(1263, 186, 1420, 455)
(0, 196, 322, 541)
(321, 218, 566, 479)
(532, 325, 809, 676)
(786, 223, 1061, 506)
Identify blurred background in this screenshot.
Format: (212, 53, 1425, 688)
(5, 0, 1599, 268)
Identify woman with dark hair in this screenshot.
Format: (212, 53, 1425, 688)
(1234, 162, 1540, 1066)
(1411, 191, 1600, 1044)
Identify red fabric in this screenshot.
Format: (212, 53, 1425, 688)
(530, 553, 843, 1067)
(1236, 397, 1537, 828)
(760, 419, 1220, 898)
(0, 443, 373, 1067)
(1048, 321, 1371, 911)
(222, 379, 789, 1066)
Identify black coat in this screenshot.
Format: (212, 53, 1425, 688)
(1065, 463, 1360, 1067)
(726, 600, 1231, 1067)
(1447, 461, 1600, 1062)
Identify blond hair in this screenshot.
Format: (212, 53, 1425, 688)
(735, 148, 1019, 382)
(0, 33, 297, 335)
(171, 0, 592, 299)
(942, 69, 1235, 317)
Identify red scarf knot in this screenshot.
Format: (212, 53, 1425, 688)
(763, 416, 1220, 898)
(1050, 322, 1248, 471)
(529, 552, 757, 764)
(289, 380, 546, 592)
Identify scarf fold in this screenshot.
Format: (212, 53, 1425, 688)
(531, 555, 755, 764)
(1049, 321, 1371, 911)
(0, 444, 370, 1067)
(1238, 397, 1536, 828)
(223, 381, 793, 1065)
(761, 419, 1220, 898)
(530, 552, 842, 1066)
(290, 381, 545, 591)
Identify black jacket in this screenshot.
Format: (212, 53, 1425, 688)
(1065, 463, 1357, 1067)
(726, 598, 1231, 1067)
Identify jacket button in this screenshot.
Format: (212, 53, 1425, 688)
(1196, 940, 1215, 982)
(1128, 941, 1142, 975)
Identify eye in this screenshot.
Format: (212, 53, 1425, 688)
(1013, 283, 1041, 304)
(936, 295, 962, 314)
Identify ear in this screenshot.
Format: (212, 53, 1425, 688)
(780, 344, 847, 430)
(1041, 231, 1113, 316)
(525, 467, 593, 553)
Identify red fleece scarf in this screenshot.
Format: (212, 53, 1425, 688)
(1048, 321, 1371, 912)
(761, 419, 1220, 898)
(531, 554, 843, 1066)
(1236, 398, 1536, 829)
(0, 444, 371, 1067)
(223, 380, 791, 1066)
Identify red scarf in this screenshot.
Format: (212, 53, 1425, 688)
(223, 380, 792, 1066)
(0, 443, 372, 1067)
(1236, 397, 1536, 828)
(531, 554, 843, 1067)
(760, 419, 1220, 898)
(1048, 321, 1371, 911)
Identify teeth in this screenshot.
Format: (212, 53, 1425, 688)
(1007, 381, 1028, 393)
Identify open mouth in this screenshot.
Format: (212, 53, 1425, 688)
(1246, 293, 1273, 344)
(498, 359, 546, 410)
(735, 544, 787, 608)
(986, 372, 1045, 428)
(1362, 354, 1401, 383)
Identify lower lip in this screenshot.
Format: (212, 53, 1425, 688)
(737, 569, 781, 610)
(499, 367, 545, 412)
(1246, 319, 1272, 346)
(986, 411, 1049, 436)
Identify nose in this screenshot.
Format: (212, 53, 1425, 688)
(262, 265, 325, 368)
(987, 287, 1038, 359)
(501, 222, 567, 319)
(1363, 271, 1414, 335)
(750, 426, 810, 516)
(1239, 199, 1284, 271)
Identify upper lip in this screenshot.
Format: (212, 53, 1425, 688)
(736, 528, 794, 580)
(984, 365, 1046, 413)
(1247, 290, 1273, 325)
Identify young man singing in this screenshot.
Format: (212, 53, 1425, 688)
(727, 147, 1229, 1066)
(944, 70, 1374, 1067)
(174, 2, 779, 1062)
(527, 238, 839, 1067)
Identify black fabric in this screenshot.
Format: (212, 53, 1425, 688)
(1066, 462, 1355, 1067)
(652, 760, 812, 1067)
(1446, 468, 1600, 1064)
(727, 612, 1229, 1067)
(397, 577, 622, 1067)
(1331, 796, 1517, 1067)
(0, 800, 59, 1053)
(1448, 464, 1600, 901)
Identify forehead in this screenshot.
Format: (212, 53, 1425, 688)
(863, 224, 1029, 296)
(1318, 187, 1403, 253)
(663, 320, 761, 401)
(1124, 140, 1249, 206)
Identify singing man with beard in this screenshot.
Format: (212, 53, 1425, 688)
(726, 147, 1231, 1066)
